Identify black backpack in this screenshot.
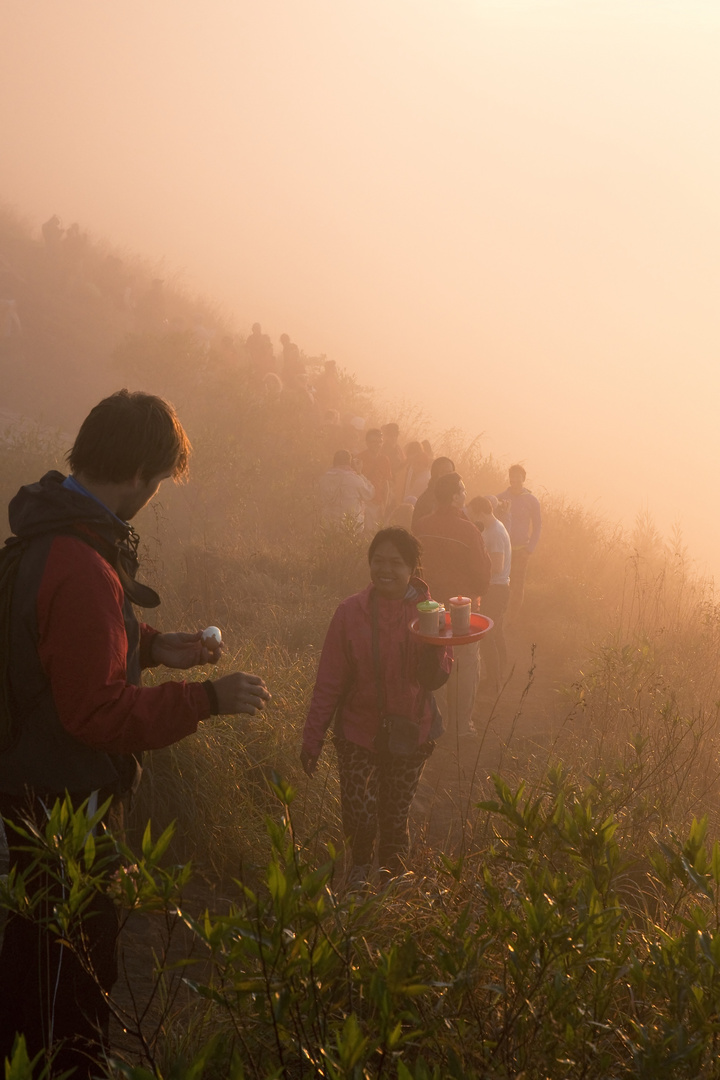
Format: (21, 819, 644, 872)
(0, 524, 159, 753)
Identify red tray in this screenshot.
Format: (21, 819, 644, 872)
(409, 611, 494, 645)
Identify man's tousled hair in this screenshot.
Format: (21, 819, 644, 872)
(67, 390, 191, 484)
(468, 495, 492, 516)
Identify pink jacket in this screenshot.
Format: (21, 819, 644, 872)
(302, 578, 453, 756)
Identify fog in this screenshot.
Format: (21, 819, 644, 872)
(2, 1, 720, 574)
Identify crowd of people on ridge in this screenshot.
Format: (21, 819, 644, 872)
(306, 420, 542, 890)
(235, 323, 542, 884)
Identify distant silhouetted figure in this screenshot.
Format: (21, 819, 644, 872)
(496, 464, 541, 620)
(411, 456, 455, 530)
(41, 215, 64, 251)
(381, 423, 405, 473)
(245, 322, 275, 375)
(315, 359, 342, 413)
(280, 333, 305, 388)
(358, 428, 393, 534)
(63, 223, 88, 262)
(468, 495, 511, 692)
(135, 279, 166, 334)
(317, 449, 375, 531)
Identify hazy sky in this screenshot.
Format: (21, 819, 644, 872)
(2, 1, 720, 573)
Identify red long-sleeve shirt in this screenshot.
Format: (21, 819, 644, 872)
(37, 536, 210, 753)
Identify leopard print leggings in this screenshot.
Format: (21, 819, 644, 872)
(334, 733, 434, 875)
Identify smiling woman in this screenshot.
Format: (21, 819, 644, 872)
(368, 531, 417, 599)
(300, 526, 453, 885)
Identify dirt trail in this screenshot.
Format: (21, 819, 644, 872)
(108, 880, 223, 1068)
(412, 616, 583, 852)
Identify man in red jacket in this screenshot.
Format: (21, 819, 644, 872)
(414, 472, 491, 735)
(0, 390, 271, 1077)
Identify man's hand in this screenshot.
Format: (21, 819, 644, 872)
(211, 672, 272, 716)
(151, 631, 223, 669)
(300, 748, 319, 777)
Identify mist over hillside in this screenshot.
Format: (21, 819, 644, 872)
(4, 3, 720, 1070)
(5, 204, 720, 1078)
(0, 204, 715, 737)
(4, 1, 720, 587)
(0, 205, 504, 535)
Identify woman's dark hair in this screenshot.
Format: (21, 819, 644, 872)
(368, 526, 422, 573)
(430, 456, 454, 479)
(67, 389, 191, 484)
(434, 471, 463, 505)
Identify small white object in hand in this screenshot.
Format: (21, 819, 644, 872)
(202, 625, 222, 646)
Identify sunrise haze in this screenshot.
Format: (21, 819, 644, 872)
(2, 0, 719, 573)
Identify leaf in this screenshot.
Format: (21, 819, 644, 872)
(83, 830, 96, 871)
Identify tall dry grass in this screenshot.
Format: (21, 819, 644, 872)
(2, 205, 720, 887)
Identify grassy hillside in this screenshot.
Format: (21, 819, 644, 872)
(2, 203, 718, 868)
(3, 206, 720, 1077)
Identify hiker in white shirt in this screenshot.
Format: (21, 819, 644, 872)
(468, 495, 511, 693)
(317, 449, 375, 531)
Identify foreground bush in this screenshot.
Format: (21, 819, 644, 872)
(5, 766, 720, 1079)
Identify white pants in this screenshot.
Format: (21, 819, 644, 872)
(445, 639, 480, 734)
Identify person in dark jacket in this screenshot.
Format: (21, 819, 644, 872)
(0, 390, 271, 1078)
(496, 463, 542, 620)
(300, 527, 452, 884)
(414, 472, 491, 735)
(411, 455, 455, 530)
